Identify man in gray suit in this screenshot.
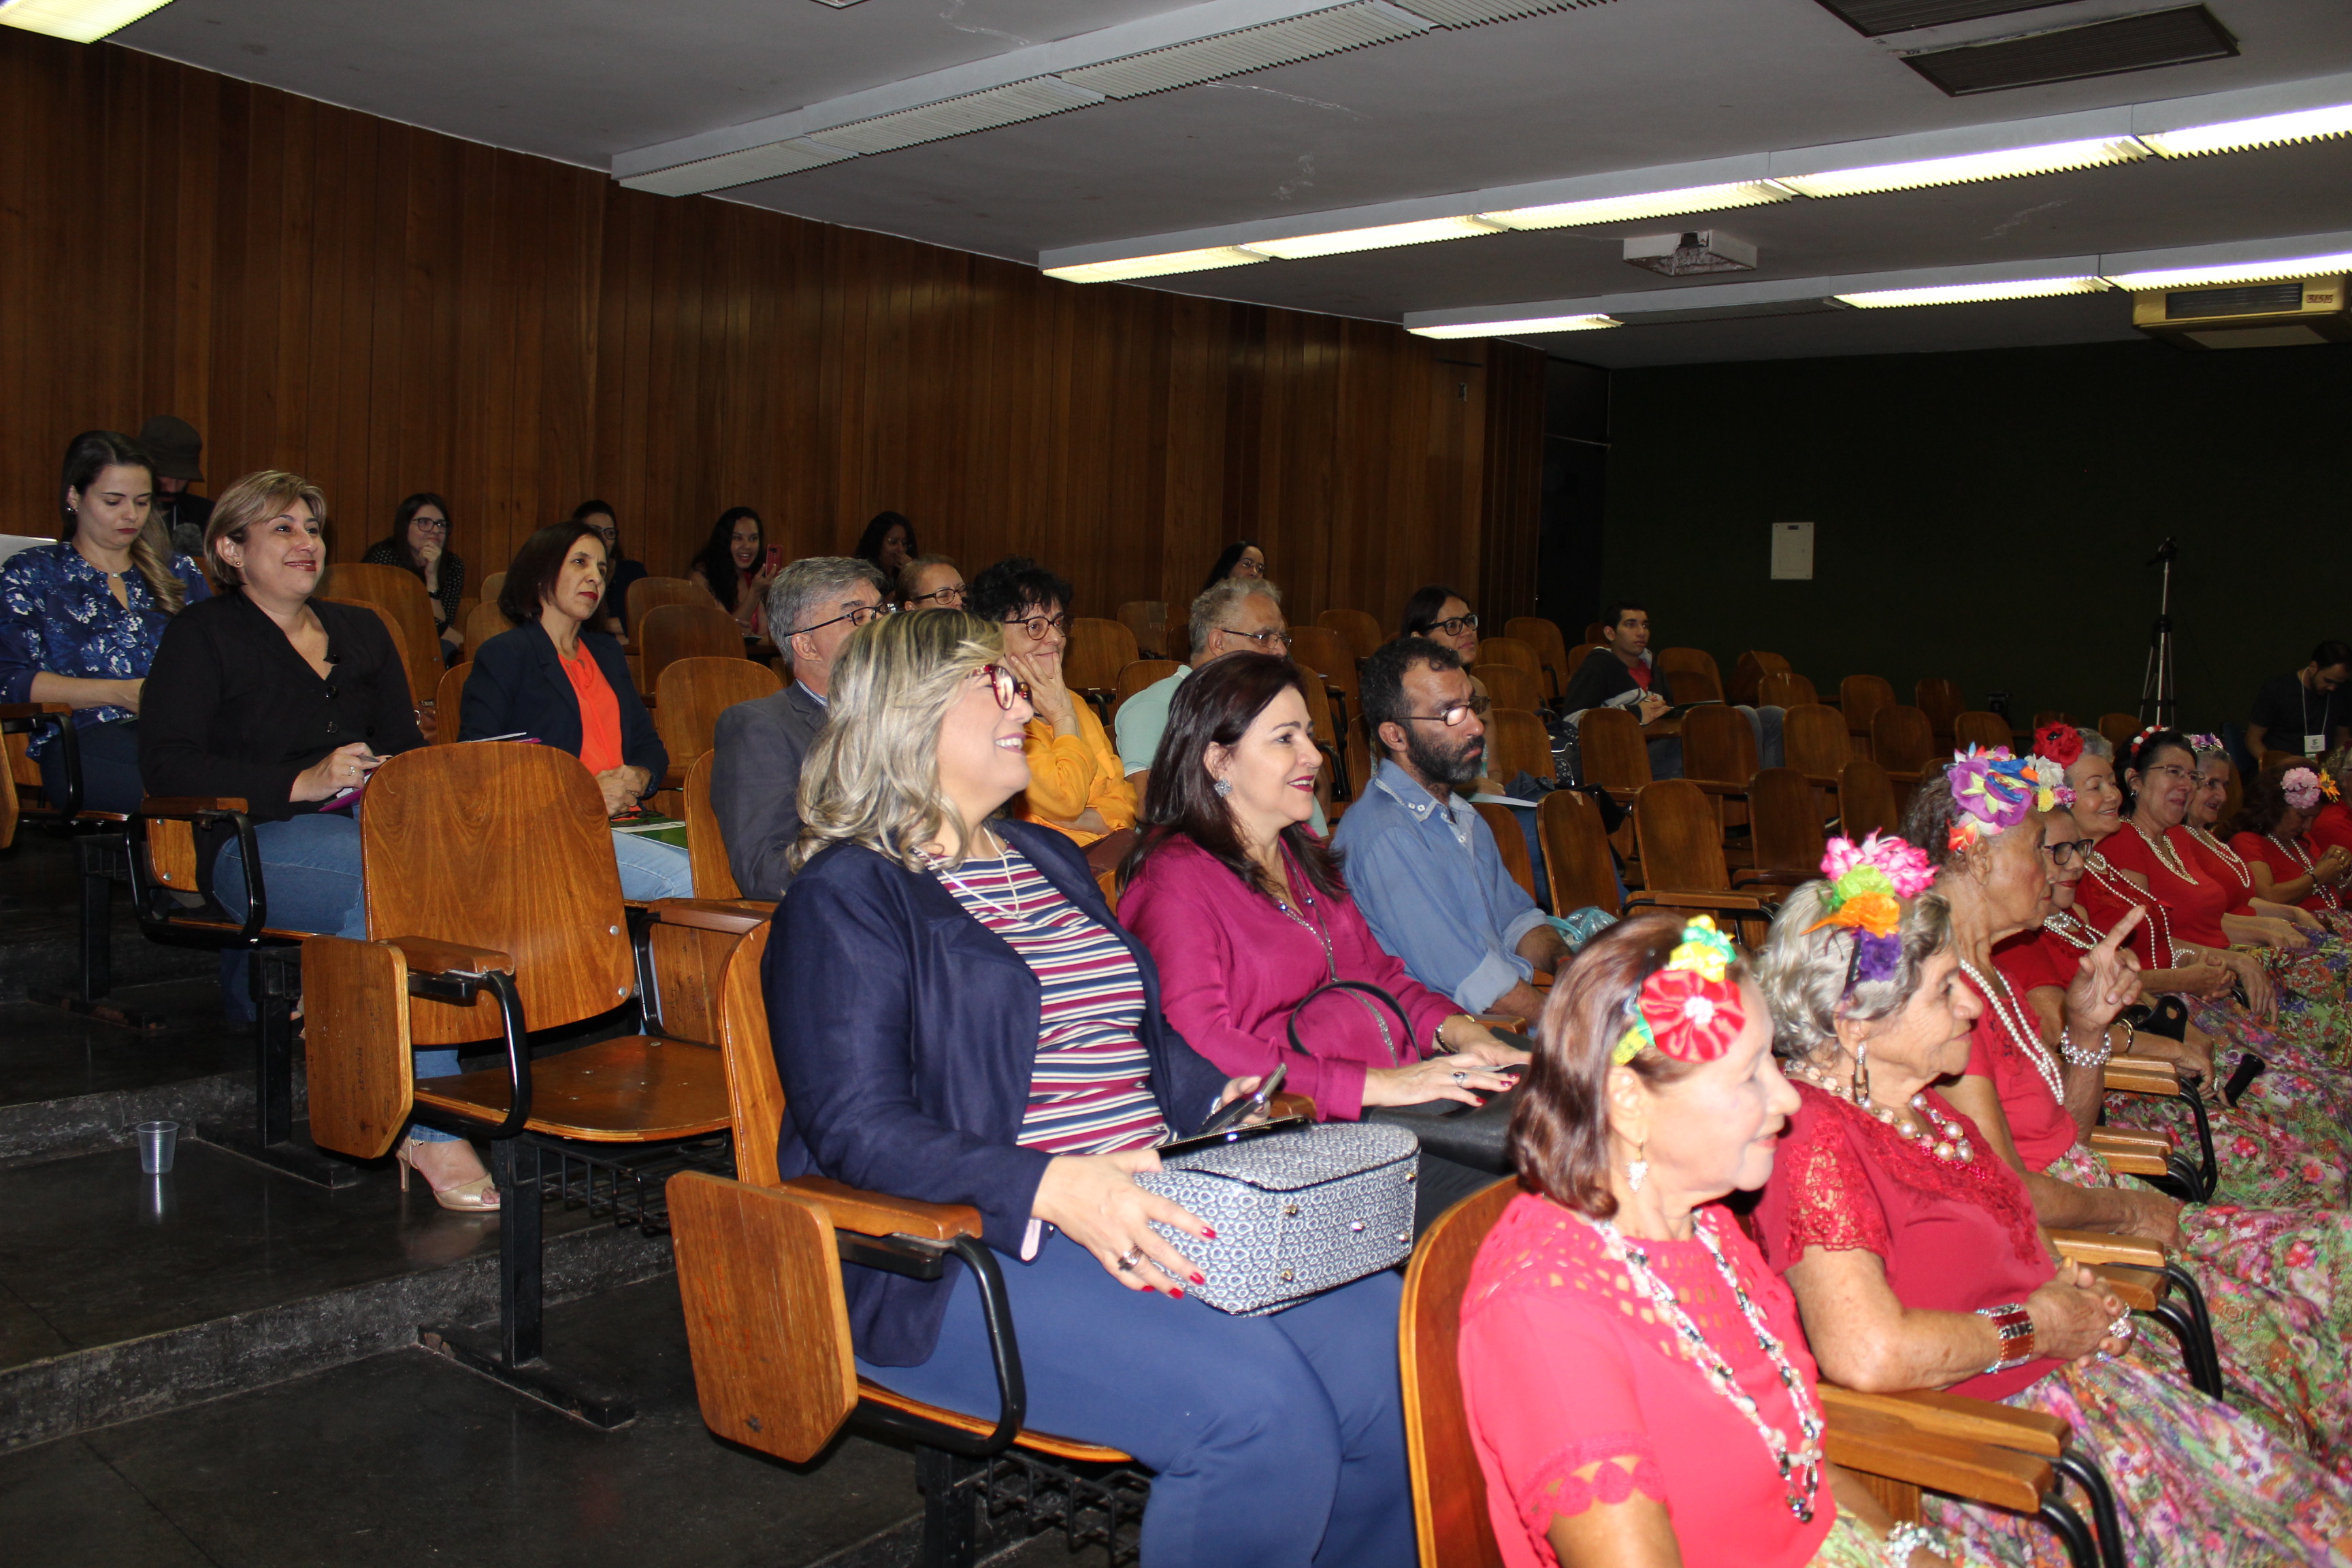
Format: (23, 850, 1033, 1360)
(711, 557, 891, 899)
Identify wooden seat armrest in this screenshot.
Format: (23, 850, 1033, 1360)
(1267, 1092, 1318, 1123)
(139, 795, 252, 817)
(2104, 1059, 2181, 1095)
(0, 701, 74, 720)
(382, 935, 514, 976)
(2087, 1263, 2168, 1313)
(1882, 768, 1923, 785)
(2084, 1143, 2170, 1177)
(1599, 785, 1642, 804)
(1731, 869, 1812, 887)
(1686, 779, 1749, 797)
(82, 811, 130, 823)
(649, 897, 777, 934)
(2087, 1125, 2172, 1156)
(779, 1175, 983, 1243)
(1801, 772, 1843, 789)
(2046, 1228, 2168, 1269)
(662, 764, 688, 789)
(1625, 888, 1769, 912)
(1818, 1384, 2069, 1458)
(1820, 1403, 2055, 1513)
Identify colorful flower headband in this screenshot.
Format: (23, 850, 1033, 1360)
(2031, 722, 2082, 769)
(1612, 917, 1746, 1066)
(1805, 834, 1937, 987)
(2186, 732, 2226, 757)
(1944, 747, 2072, 853)
(2285, 767, 2325, 812)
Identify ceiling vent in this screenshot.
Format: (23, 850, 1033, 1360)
(805, 78, 1105, 154)
(2132, 276, 2352, 349)
(1622, 230, 1757, 277)
(1812, 0, 2072, 35)
(1058, 3, 1433, 99)
(1899, 5, 2237, 96)
(1388, 0, 1612, 26)
(619, 138, 853, 195)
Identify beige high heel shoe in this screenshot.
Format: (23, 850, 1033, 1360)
(395, 1135, 500, 1212)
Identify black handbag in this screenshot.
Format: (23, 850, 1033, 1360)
(1288, 978, 1520, 1176)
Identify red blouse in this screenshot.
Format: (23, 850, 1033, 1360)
(2232, 829, 2343, 913)
(2097, 823, 2230, 947)
(1460, 1192, 1832, 1568)
(2310, 803, 2352, 858)
(1753, 1083, 2057, 1401)
(2185, 827, 2258, 911)
(1959, 966, 2076, 1173)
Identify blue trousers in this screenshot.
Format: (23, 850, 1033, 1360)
(860, 1234, 1414, 1568)
(36, 716, 146, 817)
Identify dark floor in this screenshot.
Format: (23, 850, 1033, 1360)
(0, 978, 235, 1110)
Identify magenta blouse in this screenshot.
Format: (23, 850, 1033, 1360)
(1117, 835, 1458, 1120)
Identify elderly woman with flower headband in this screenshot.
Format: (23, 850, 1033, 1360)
(1752, 842, 2352, 1566)
(2175, 736, 2340, 938)
(1461, 913, 1957, 1568)
(2227, 757, 2352, 932)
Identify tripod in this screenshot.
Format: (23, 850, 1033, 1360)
(2139, 537, 2178, 729)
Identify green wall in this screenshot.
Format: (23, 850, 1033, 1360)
(1600, 337, 2352, 733)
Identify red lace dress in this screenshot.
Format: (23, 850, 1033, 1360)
(1458, 1191, 1832, 1568)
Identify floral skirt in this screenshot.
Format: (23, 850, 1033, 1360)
(2251, 934, 2352, 1065)
(2046, 1141, 2352, 1473)
(1925, 1354, 2352, 1566)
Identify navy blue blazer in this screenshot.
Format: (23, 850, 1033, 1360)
(457, 621, 667, 787)
(767, 819, 1229, 1367)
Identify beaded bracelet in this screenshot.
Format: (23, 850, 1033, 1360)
(2059, 1024, 2114, 1068)
(1977, 1301, 2036, 1372)
(1882, 1521, 1945, 1566)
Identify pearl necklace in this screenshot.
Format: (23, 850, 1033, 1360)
(2131, 820, 2194, 883)
(2044, 911, 2097, 951)
(919, 833, 1034, 925)
(2268, 832, 2342, 910)
(2081, 853, 2178, 968)
(1584, 1210, 1825, 1522)
(1956, 960, 2065, 1106)
(1786, 1065, 1975, 1162)
(2187, 826, 2250, 890)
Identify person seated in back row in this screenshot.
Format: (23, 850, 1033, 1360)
(966, 555, 1135, 850)
(895, 553, 964, 610)
(1558, 599, 1783, 776)
(710, 556, 890, 899)
(1333, 638, 1579, 1035)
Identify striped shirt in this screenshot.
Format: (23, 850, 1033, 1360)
(931, 845, 1169, 1155)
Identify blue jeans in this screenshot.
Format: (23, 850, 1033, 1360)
(610, 830, 693, 900)
(861, 1235, 1413, 1568)
(213, 816, 370, 1026)
(36, 716, 146, 816)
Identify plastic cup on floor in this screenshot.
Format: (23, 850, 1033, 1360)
(136, 1120, 180, 1175)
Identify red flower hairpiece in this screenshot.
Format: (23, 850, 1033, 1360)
(2031, 722, 2082, 769)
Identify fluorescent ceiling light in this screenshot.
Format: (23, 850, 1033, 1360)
(2139, 102, 2352, 158)
(2102, 251, 2352, 291)
(1480, 180, 1794, 230)
(0, 0, 171, 41)
(1239, 216, 1507, 260)
(1834, 276, 2110, 308)
(1044, 246, 1269, 284)
(1776, 135, 2149, 198)
(1408, 314, 1620, 339)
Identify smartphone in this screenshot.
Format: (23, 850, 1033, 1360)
(1157, 1115, 1309, 1162)
(764, 546, 783, 573)
(1194, 1062, 1286, 1141)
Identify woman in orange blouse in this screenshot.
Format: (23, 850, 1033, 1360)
(967, 557, 1136, 848)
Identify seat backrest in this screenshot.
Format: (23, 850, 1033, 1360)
(1634, 779, 1729, 892)
(1117, 600, 1167, 657)
(2097, 712, 2141, 752)
(656, 656, 782, 770)
(1484, 708, 1555, 786)
(640, 603, 745, 693)
(1665, 668, 1722, 705)
(1840, 674, 1895, 740)
(1290, 627, 1358, 704)
(1679, 703, 1757, 785)
(1731, 651, 1791, 707)
(1839, 757, 1900, 840)
(1536, 789, 1621, 917)
(1953, 710, 2011, 752)
(1476, 636, 1540, 682)
(325, 598, 421, 708)
(685, 747, 742, 900)
(431, 661, 472, 744)
(325, 563, 440, 680)
(1469, 662, 1541, 714)
(2031, 710, 2076, 734)
(1871, 705, 1936, 776)
(464, 599, 512, 659)
(479, 570, 506, 604)
(1582, 621, 1610, 645)
(1064, 617, 1139, 693)
(1914, 678, 1964, 741)
(1757, 669, 1817, 709)
(629, 576, 721, 632)
(1503, 618, 1569, 700)
(359, 742, 634, 1044)
(1471, 800, 1535, 901)
(1656, 647, 1722, 689)
(1578, 706, 1650, 791)
(1321, 608, 1384, 662)
(1784, 703, 1851, 777)
(1113, 658, 1180, 717)
(717, 920, 782, 1181)
(1401, 1175, 1516, 1568)
(1748, 766, 1825, 876)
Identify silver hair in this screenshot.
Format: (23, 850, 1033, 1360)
(1754, 883, 1954, 1066)
(770, 555, 888, 642)
(1188, 576, 1282, 659)
(2074, 727, 2112, 762)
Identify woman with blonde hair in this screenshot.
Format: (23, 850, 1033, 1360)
(770, 610, 1415, 1568)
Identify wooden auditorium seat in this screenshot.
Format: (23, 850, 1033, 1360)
(1784, 703, 1852, 787)
(430, 661, 472, 743)
(1666, 667, 1724, 705)
(2098, 713, 2142, 752)
(1628, 779, 1773, 943)
(1954, 711, 2012, 752)
(1743, 766, 1825, 889)
(478, 570, 506, 605)
(653, 656, 781, 781)
(1063, 617, 1138, 713)
(324, 599, 423, 708)
(2033, 710, 2078, 734)
(683, 749, 741, 900)
(463, 598, 511, 659)
(1839, 757, 1902, 841)
(1732, 650, 1791, 708)
(637, 603, 745, 700)
(1483, 709, 1555, 790)
(1916, 677, 1964, 750)
(1469, 662, 1542, 715)
(1870, 704, 1937, 810)
(1503, 617, 1569, 702)
(627, 575, 721, 638)
(1535, 789, 1622, 918)
(1758, 669, 1818, 709)
(1565, 642, 1601, 682)
(1475, 636, 1542, 689)
(1117, 600, 1168, 658)
(1840, 674, 1895, 761)
(1656, 646, 1722, 695)
(1471, 800, 1537, 902)
(1576, 706, 1652, 804)
(1291, 625, 1363, 740)
(323, 562, 442, 689)
(1292, 655, 1349, 809)
(1679, 702, 1759, 863)
(1112, 658, 1179, 725)
(1321, 607, 1385, 662)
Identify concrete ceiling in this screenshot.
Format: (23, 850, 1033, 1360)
(115, 0, 2352, 365)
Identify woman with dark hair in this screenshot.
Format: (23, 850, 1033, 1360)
(460, 522, 691, 904)
(1398, 584, 1479, 665)
(1463, 913, 1952, 1568)
(0, 430, 209, 814)
(965, 555, 1134, 848)
(687, 506, 775, 639)
(2229, 757, 2352, 930)
(361, 492, 465, 659)
(572, 500, 647, 637)
(773, 610, 1416, 1568)
(1197, 540, 1265, 598)
(852, 510, 916, 581)
(1117, 653, 1524, 1222)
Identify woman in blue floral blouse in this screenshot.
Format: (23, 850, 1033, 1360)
(0, 430, 210, 814)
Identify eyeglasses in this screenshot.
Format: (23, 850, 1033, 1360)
(791, 601, 894, 637)
(1232, 559, 1266, 578)
(1428, 614, 1479, 636)
(2139, 764, 2193, 784)
(410, 518, 450, 534)
(906, 585, 966, 607)
(1002, 612, 1070, 640)
(2041, 840, 2093, 867)
(981, 664, 1034, 710)
(1219, 625, 1294, 651)
(1402, 695, 1492, 728)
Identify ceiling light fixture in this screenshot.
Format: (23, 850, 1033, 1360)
(1774, 134, 2149, 197)
(1834, 276, 2110, 307)
(0, 0, 171, 41)
(2138, 101, 2352, 158)
(2102, 250, 2352, 291)
(1044, 246, 1269, 284)
(1479, 179, 1795, 230)
(1407, 314, 1620, 339)
(1238, 216, 1507, 260)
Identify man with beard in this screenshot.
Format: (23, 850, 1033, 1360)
(1333, 637, 1571, 1031)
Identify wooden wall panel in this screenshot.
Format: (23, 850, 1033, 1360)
(2, 31, 1536, 636)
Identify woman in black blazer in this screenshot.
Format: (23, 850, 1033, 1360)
(459, 521, 692, 903)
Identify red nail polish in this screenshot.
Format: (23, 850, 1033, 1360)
(1202, 1228, 1218, 1239)
(1169, 1288, 1183, 1298)
(1141, 1284, 1157, 1293)
(1190, 1273, 1207, 1286)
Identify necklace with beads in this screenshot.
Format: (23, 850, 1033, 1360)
(2044, 910, 2098, 951)
(1785, 1063, 1975, 1162)
(1956, 960, 2065, 1105)
(919, 831, 1034, 925)
(2268, 832, 2342, 910)
(2131, 819, 2195, 883)
(1582, 1209, 1825, 1522)
(2187, 826, 2251, 891)
(2080, 854, 2180, 967)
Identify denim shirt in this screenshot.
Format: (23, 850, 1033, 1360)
(0, 541, 212, 755)
(1329, 757, 1549, 1013)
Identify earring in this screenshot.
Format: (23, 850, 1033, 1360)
(1850, 1040, 1872, 1106)
(1626, 1141, 1648, 1193)
(1213, 777, 1232, 798)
